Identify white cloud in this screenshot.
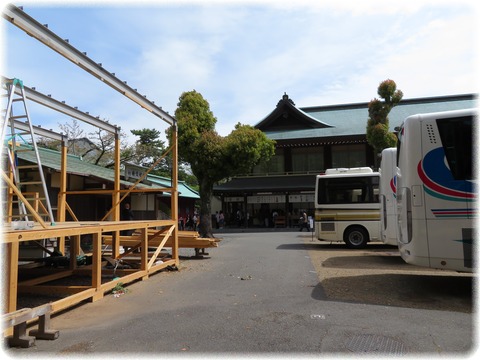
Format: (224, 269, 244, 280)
(2, 0, 478, 142)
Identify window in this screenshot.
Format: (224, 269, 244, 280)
(317, 176, 379, 204)
(252, 149, 284, 175)
(291, 146, 324, 173)
(332, 144, 366, 168)
(436, 116, 473, 180)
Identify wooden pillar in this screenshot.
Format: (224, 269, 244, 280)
(112, 133, 121, 259)
(92, 232, 103, 301)
(57, 140, 68, 254)
(140, 228, 148, 280)
(69, 235, 80, 271)
(171, 124, 179, 265)
(4, 242, 19, 313)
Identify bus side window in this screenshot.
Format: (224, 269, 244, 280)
(436, 116, 473, 180)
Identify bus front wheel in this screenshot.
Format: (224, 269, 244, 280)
(344, 226, 368, 249)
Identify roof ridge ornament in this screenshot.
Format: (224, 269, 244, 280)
(278, 92, 295, 107)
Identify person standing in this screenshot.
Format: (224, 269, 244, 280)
(121, 202, 134, 235)
(299, 210, 310, 232)
(219, 210, 225, 229)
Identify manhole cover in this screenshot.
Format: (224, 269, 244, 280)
(345, 334, 407, 354)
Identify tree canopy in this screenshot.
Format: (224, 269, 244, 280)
(366, 79, 403, 165)
(170, 90, 275, 236)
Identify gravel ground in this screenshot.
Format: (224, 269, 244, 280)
(303, 235, 474, 313)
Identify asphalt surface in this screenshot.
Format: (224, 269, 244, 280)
(4, 231, 475, 357)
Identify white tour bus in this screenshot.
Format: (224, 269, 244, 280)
(315, 167, 381, 248)
(396, 108, 476, 272)
(379, 147, 398, 246)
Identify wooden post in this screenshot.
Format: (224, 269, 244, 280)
(69, 235, 80, 271)
(112, 133, 121, 259)
(140, 228, 148, 280)
(5, 241, 19, 314)
(171, 124, 179, 265)
(92, 232, 103, 301)
(57, 140, 68, 254)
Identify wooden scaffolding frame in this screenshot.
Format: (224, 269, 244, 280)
(1, 4, 180, 331)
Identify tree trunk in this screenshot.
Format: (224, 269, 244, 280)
(198, 178, 214, 238)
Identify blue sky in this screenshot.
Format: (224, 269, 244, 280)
(1, 0, 478, 145)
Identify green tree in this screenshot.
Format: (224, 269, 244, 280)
(170, 90, 275, 237)
(128, 128, 199, 188)
(129, 128, 168, 171)
(366, 79, 403, 167)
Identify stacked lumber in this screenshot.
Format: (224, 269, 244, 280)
(147, 229, 219, 249)
(102, 230, 220, 250)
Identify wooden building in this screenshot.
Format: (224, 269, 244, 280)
(13, 145, 199, 223)
(213, 93, 477, 228)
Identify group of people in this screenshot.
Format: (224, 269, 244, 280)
(215, 211, 225, 229)
(219, 209, 311, 231)
(121, 202, 310, 232)
(178, 212, 200, 231)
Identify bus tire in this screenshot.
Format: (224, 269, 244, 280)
(343, 226, 368, 249)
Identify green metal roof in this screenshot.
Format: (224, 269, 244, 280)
(14, 145, 199, 198)
(262, 94, 477, 141)
(147, 174, 200, 199)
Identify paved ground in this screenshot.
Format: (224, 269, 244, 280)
(3, 231, 475, 357)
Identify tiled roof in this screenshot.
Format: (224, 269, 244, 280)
(14, 145, 199, 198)
(262, 94, 477, 141)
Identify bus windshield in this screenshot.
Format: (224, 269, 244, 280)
(317, 176, 379, 204)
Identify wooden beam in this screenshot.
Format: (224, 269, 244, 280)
(0, 170, 47, 228)
(2, 220, 176, 243)
(18, 270, 74, 287)
(65, 202, 79, 221)
(147, 225, 174, 269)
(49, 288, 97, 313)
(65, 188, 167, 195)
(17, 285, 89, 296)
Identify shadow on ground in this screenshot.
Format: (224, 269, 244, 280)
(311, 273, 473, 313)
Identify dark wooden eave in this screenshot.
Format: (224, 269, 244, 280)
(274, 134, 368, 148)
(213, 174, 317, 194)
(255, 93, 333, 132)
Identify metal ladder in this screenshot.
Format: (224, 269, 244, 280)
(1, 78, 55, 225)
